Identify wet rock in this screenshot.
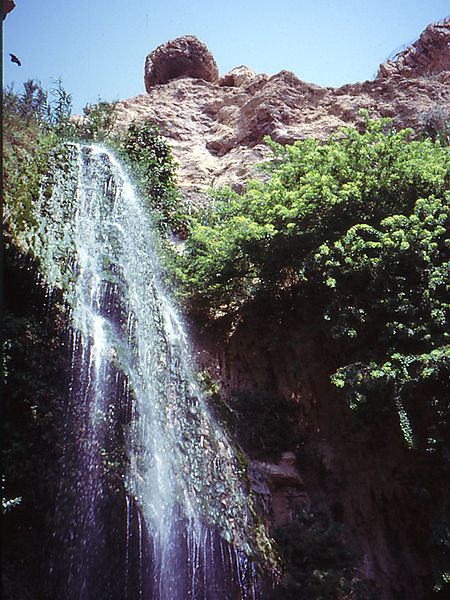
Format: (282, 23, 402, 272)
(144, 35, 219, 91)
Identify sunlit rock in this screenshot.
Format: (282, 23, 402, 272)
(117, 21, 450, 204)
(144, 35, 219, 91)
(377, 18, 450, 79)
(219, 65, 257, 87)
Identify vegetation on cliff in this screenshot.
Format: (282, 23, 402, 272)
(4, 78, 449, 595)
(3, 80, 179, 254)
(171, 116, 449, 594)
(174, 117, 449, 452)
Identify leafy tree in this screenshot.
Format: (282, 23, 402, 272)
(176, 119, 449, 312)
(77, 98, 117, 141)
(174, 119, 449, 448)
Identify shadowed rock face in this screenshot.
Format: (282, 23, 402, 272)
(144, 35, 219, 90)
(2, 0, 15, 20)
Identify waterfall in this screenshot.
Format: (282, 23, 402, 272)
(34, 144, 265, 599)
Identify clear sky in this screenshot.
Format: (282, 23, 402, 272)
(3, 0, 449, 114)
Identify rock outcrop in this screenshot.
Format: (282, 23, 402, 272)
(2, 0, 15, 20)
(219, 65, 257, 87)
(116, 23, 449, 203)
(251, 453, 305, 527)
(144, 35, 219, 91)
(194, 294, 441, 600)
(377, 18, 450, 80)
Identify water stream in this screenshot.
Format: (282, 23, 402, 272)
(35, 144, 263, 599)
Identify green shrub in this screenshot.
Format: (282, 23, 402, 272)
(3, 81, 58, 247)
(118, 121, 184, 234)
(175, 118, 449, 313)
(77, 99, 117, 141)
(265, 509, 379, 600)
(173, 119, 449, 451)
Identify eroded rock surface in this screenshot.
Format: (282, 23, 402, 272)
(219, 65, 257, 87)
(115, 74, 449, 202)
(377, 18, 450, 79)
(118, 24, 449, 202)
(251, 453, 306, 527)
(144, 35, 219, 91)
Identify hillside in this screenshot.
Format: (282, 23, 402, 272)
(113, 20, 449, 202)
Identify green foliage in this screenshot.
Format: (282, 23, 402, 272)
(176, 119, 449, 311)
(77, 99, 117, 141)
(118, 121, 184, 234)
(316, 194, 450, 451)
(174, 119, 450, 451)
(2, 254, 69, 519)
(265, 509, 378, 600)
(3, 82, 58, 246)
(230, 391, 299, 460)
(3, 80, 119, 254)
(3, 80, 179, 256)
(47, 78, 76, 137)
(2, 493, 22, 514)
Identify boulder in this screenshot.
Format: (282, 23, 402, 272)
(219, 65, 257, 87)
(144, 35, 219, 91)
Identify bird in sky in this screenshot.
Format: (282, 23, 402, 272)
(10, 53, 21, 66)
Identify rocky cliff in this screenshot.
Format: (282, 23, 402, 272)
(112, 26, 450, 599)
(114, 22, 450, 203)
(194, 298, 441, 599)
(377, 20, 450, 80)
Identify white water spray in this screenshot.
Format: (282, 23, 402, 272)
(36, 144, 263, 599)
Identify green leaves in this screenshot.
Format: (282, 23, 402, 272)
(177, 120, 449, 312)
(118, 121, 182, 234)
(174, 119, 450, 452)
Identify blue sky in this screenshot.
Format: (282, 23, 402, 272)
(3, 0, 449, 114)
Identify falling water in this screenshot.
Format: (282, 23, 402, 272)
(34, 144, 266, 599)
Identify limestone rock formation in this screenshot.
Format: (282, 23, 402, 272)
(251, 453, 305, 526)
(144, 35, 219, 91)
(116, 71, 449, 202)
(120, 22, 449, 202)
(377, 18, 450, 79)
(219, 65, 257, 87)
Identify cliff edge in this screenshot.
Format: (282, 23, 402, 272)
(114, 24, 450, 201)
